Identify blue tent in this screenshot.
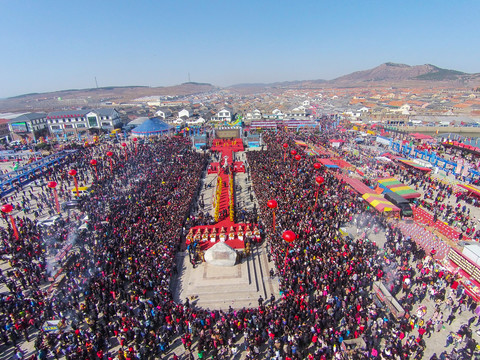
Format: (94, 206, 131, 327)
(131, 117, 172, 136)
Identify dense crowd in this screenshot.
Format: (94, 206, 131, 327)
(0, 131, 478, 360)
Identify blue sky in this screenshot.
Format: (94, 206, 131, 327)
(0, 0, 479, 98)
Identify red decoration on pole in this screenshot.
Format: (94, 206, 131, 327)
(283, 143, 288, 162)
(267, 199, 278, 233)
(314, 176, 325, 210)
(90, 159, 98, 181)
(282, 230, 296, 275)
(121, 142, 128, 161)
(314, 162, 321, 170)
(294, 154, 301, 176)
(289, 149, 297, 167)
(68, 169, 79, 198)
(133, 137, 138, 155)
(106, 151, 113, 174)
(2, 204, 18, 240)
(47, 181, 60, 213)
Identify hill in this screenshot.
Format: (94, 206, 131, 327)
(228, 63, 480, 92)
(0, 83, 217, 112)
(331, 62, 474, 85)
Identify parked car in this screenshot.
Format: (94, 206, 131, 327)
(37, 215, 64, 228)
(61, 199, 83, 211)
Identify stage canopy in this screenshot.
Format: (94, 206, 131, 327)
(343, 177, 374, 195)
(317, 158, 339, 168)
(131, 117, 172, 136)
(331, 158, 354, 168)
(409, 133, 434, 140)
(397, 158, 432, 172)
(459, 184, 480, 198)
(362, 193, 400, 213)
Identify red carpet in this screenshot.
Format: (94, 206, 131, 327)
(187, 138, 257, 250)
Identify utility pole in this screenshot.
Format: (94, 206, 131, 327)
(95, 77, 99, 88)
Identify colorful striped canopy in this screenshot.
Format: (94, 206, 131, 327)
(377, 178, 402, 186)
(362, 193, 400, 213)
(294, 140, 308, 147)
(377, 177, 421, 199)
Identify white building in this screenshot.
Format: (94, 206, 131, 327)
(178, 109, 190, 118)
(211, 108, 233, 122)
(155, 109, 172, 119)
(46, 108, 122, 135)
(245, 109, 263, 122)
(284, 107, 307, 120)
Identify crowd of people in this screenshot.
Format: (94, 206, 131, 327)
(0, 129, 478, 360)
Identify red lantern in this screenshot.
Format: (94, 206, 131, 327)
(314, 162, 321, 170)
(290, 150, 297, 156)
(121, 142, 127, 147)
(68, 169, 77, 177)
(106, 151, 113, 157)
(294, 154, 301, 161)
(282, 230, 296, 243)
(133, 138, 138, 142)
(315, 176, 324, 185)
(283, 143, 288, 148)
(267, 200, 278, 209)
(47, 181, 57, 188)
(1, 204, 13, 213)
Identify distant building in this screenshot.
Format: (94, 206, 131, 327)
(0, 118, 10, 141)
(46, 108, 121, 136)
(284, 107, 307, 120)
(211, 108, 233, 122)
(245, 109, 262, 124)
(8, 112, 48, 142)
(178, 109, 190, 118)
(155, 109, 172, 119)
